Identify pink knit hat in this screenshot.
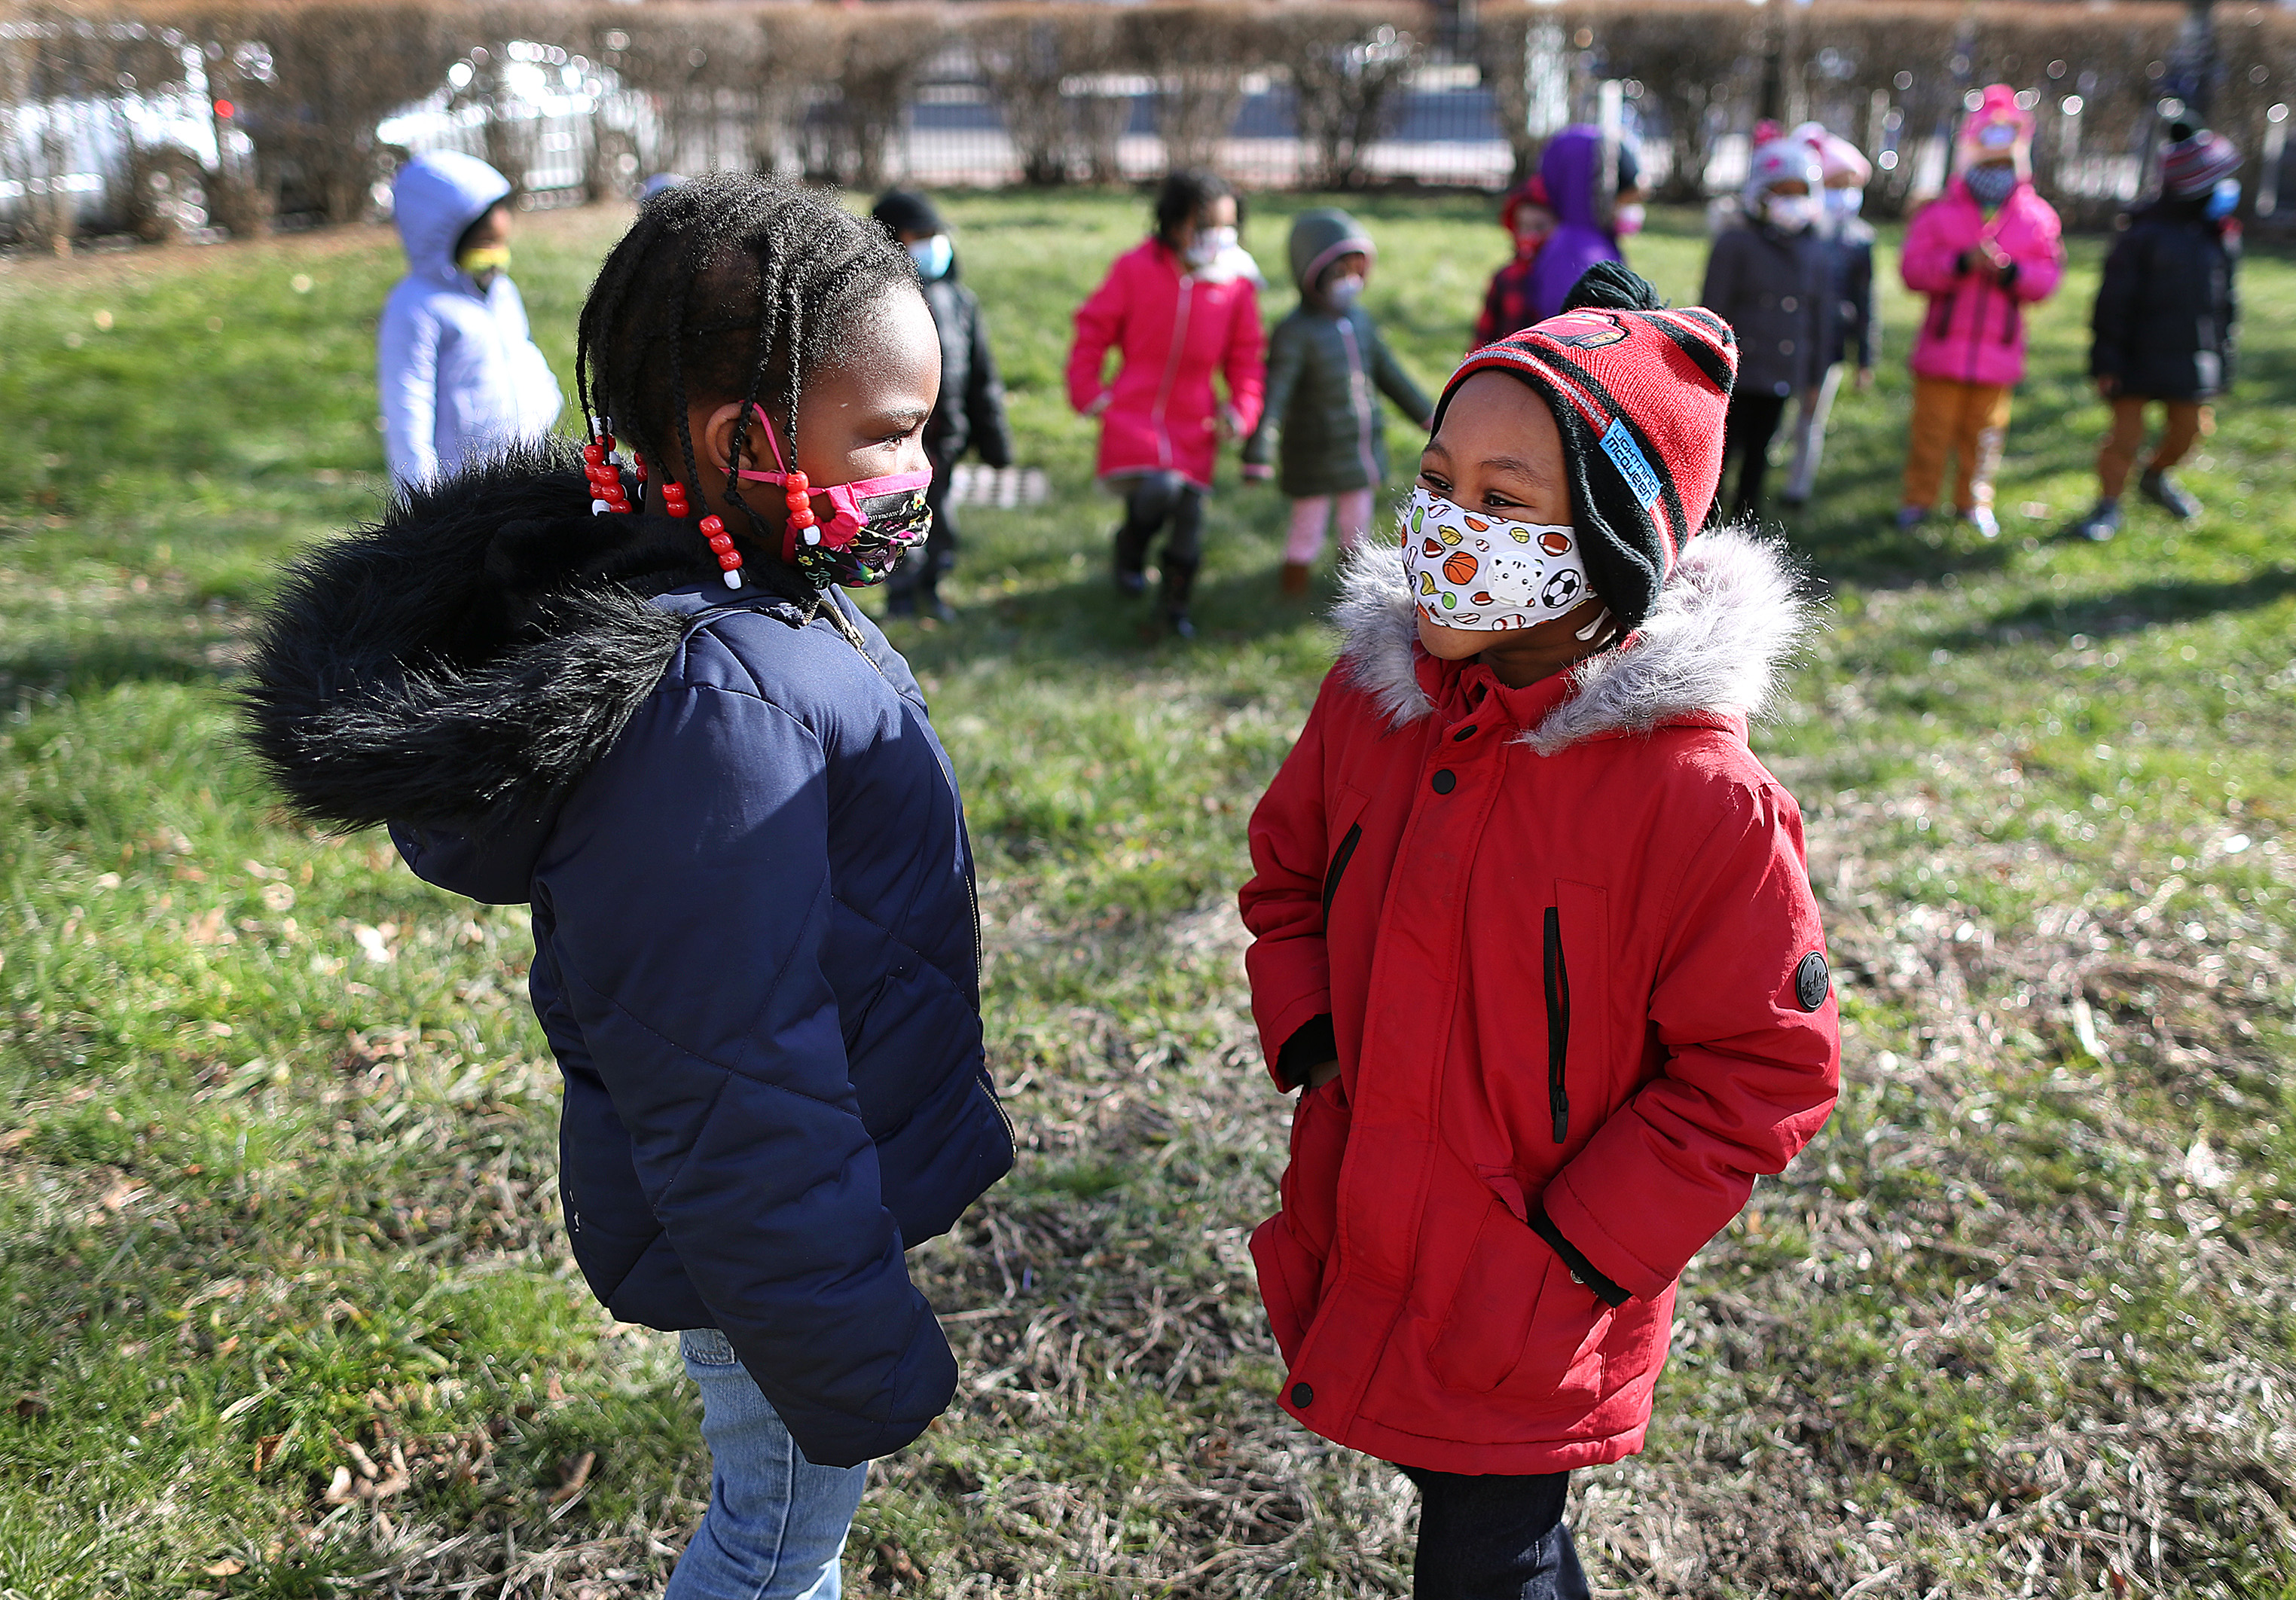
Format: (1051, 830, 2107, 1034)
(1958, 85, 2035, 177)
(1791, 121, 1873, 187)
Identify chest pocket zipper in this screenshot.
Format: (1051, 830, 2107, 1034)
(1543, 905, 1571, 1144)
(1323, 822, 1363, 926)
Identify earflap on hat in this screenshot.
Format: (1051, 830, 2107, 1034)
(1427, 264, 1736, 632)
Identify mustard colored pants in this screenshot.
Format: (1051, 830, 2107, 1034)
(1901, 376, 2014, 513)
(2097, 395, 2212, 499)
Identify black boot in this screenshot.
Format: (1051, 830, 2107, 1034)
(1161, 557, 1200, 639)
(1113, 523, 1150, 597)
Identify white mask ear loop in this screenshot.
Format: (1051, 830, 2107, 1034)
(1573, 606, 1612, 642)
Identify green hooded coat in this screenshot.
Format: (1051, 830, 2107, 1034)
(1242, 208, 1433, 499)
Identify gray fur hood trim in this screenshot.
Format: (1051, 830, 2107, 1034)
(1333, 527, 1818, 753)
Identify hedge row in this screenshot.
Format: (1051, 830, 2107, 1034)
(2, 0, 2288, 243)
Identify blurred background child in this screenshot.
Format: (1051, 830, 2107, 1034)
(2071, 124, 2243, 542)
(377, 151, 562, 493)
(1067, 169, 1266, 639)
(872, 188, 1014, 621)
(1471, 176, 1557, 347)
(1895, 86, 2064, 539)
(1780, 124, 1879, 510)
(1243, 208, 1433, 597)
(1700, 137, 1827, 525)
(1525, 124, 1642, 323)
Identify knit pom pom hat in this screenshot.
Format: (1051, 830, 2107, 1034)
(1427, 262, 1737, 633)
(2161, 124, 2242, 197)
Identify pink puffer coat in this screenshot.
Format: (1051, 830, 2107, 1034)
(1067, 238, 1266, 491)
(1900, 176, 2064, 389)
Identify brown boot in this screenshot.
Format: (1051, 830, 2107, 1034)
(1279, 560, 1311, 597)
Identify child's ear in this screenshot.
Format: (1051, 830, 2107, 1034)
(698, 402, 747, 480)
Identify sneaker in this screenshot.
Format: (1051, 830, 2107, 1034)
(1278, 560, 1311, 598)
(2069, 499, 2122, 542)
(2140, 469, 2201, 521)
(1962, 505, 2001, 540)
(1894, 505, 1928, 532)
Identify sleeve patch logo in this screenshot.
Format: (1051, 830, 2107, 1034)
(1794, 951, 1831, 1013)
(1598, 419, 1663, 509)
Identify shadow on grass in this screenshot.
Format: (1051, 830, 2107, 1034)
(1925, 560, 2296, 652)
(889, 560, 1337, 674)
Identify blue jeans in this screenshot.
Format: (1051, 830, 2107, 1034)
(666, 1330, 869, 1600)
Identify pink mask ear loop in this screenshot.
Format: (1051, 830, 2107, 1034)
(748, 403, 792, 478)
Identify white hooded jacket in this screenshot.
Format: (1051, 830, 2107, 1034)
(378, 151, 563, 491)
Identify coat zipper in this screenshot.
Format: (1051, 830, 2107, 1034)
(1150, 262, 1194, 472)
(1963, 276, 1989, 383)
(1543, 905, 1571, 1144)
(1322, 822, 1363, 925)
(1335, 316, 1379, 488)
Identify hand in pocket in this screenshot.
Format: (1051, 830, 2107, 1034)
(1426, 1198, 1611, 1397)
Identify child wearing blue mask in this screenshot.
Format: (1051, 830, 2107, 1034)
(2070, 124, 2243, 541)
(870, 189, 1014, 620)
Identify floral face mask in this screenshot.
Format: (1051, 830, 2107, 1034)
(1399, 484, 1592, 632)
(735, 403, 933, 589)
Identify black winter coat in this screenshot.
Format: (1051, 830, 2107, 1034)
(2091, 200, 2240, 400)
(1819, 218, 1878, 372)
(1699, 221, 1828, 400)
(923, 269, 1014, 468)
(239, 444, 1014, 1469)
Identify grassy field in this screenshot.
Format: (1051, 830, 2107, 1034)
(2, 189, 2291, 1599)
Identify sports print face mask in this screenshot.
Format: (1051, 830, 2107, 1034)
(1399, 484, 1592, 632)
(736, 403, 933, 589)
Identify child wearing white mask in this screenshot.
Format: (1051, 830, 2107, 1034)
(1697, 139, 1828, 524)
(1239, 264, 1838, 1598)
(1243, 208, 1435, 597)
(1068, 169, 1267, 637)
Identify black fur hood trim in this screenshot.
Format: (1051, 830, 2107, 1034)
(239, 438, 811, 832)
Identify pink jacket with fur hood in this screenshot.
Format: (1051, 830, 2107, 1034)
(1067, 238, 1266, 490)
(1900, 176, 2064, 389)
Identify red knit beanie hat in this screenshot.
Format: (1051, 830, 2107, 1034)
(1428, 263, 1736, 631)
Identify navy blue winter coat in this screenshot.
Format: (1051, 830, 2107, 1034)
(240, 442, 1012, 1468)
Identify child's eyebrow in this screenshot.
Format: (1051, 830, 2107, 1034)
(1478, 453, 1562, 484)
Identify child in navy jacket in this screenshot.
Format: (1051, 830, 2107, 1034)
(245, 176, 1012, 1598)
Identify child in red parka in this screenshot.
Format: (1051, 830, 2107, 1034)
(1068, 169, 1266, 638)
(1895, 85, 2064, 539)
(1239, 264, 1841, 1598)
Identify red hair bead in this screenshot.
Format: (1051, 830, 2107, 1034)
(582, 442, 605, 466)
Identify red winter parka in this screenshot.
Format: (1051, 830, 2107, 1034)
(1240, 530, 1842, 1476)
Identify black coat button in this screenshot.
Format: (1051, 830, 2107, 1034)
(1290, 1382, 1314, 1407)
(1794, 951, 1831, 1012)
(1431, 769, 1456, 794)
(1453, 725, 1477, 742)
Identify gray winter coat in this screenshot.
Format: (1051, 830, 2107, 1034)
(1699, 221, 1828, 401)
(1242, 207, 1433, 497)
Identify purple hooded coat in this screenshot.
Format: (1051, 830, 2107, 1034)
(1525, 126, 1626, 322)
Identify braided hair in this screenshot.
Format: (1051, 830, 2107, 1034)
(573, 173, 916, 548)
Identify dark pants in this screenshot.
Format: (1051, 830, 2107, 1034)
(1398, 1467, 1589, 1600)
(886, 450, 960, 607)
(1113, 470, 1205, 576)
(1717, 390, 1791, 525)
